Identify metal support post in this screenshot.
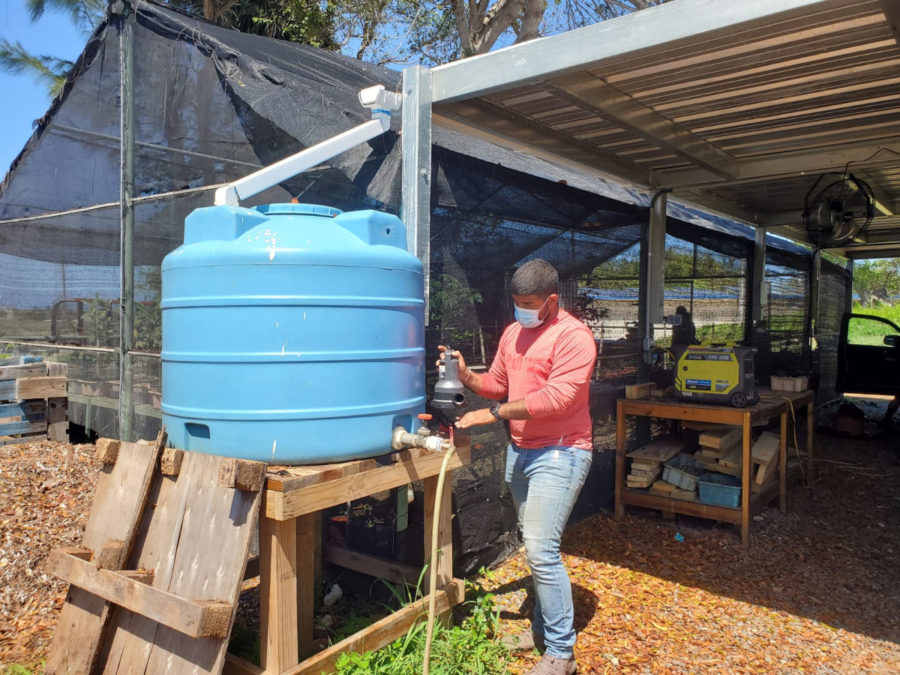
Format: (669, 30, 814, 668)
(118, 7, 135, 442)
(401, 66, 433, 320)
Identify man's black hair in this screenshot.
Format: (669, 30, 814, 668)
(510, 259, 559, 296)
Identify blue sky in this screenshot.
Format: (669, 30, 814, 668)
(0, 1, 89, 177)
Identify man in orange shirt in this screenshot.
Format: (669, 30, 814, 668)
(447, 259, 597, 675)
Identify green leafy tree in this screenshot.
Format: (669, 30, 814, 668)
(0, 0, 105, 96)
(852, 258, 900, 307)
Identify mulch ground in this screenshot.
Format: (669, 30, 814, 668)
(1, 421, 899, 673)
(487, 428, 900, 674)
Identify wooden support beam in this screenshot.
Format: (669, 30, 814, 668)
(160, 447, 184, 476)
(219, 458, 267, 492)
(423, 470, 453, 593)
(284, 580, 465, 675)
(266, 444, 469, 521)
(15, 376, 66, 399)
(47, 550, 233, 638)
(259, 515, 299, 673)
(95, 438, 121, 465)
(47, 397, 68, 442)
(0, 363, 47, 379)
(323, 545, 420, 588)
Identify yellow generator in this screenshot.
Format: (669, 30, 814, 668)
(673, 343, 759, 407)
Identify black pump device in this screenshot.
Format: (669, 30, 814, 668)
(431, 347, 467, 427)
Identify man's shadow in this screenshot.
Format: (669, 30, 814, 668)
(492, 576, 599, 634)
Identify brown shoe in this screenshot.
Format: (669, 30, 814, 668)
(524, 654, 577, 675)
(499, 630, 545, 652)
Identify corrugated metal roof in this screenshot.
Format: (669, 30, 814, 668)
(428, 0, 900, 259)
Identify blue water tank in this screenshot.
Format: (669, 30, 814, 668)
(161, 203, 425, 464)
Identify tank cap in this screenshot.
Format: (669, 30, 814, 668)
(254, 203, 342, 217)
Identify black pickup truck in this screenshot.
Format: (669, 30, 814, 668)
(837, 313, 900, 423)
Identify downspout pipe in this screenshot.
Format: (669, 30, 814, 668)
(214, 85, 401, 207)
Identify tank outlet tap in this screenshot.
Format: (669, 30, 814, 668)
(392, 426, 452, 453)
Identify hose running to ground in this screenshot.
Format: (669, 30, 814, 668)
(422, 427, 456, 675)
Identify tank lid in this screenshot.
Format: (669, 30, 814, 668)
(253, 203, 342, 217)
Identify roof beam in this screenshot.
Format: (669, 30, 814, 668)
(655, 141, 900, 188)
(880, 0, 900, 51)
(545, 75, 740, 180)
(429, 0, 833, 104)
(433, 101, 652, 187)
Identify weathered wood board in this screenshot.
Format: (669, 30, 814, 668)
(46, 438, 162, 674)
(100, 450, 264, 674)
(626, 436, 688, 463)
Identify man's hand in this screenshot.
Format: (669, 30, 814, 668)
(436, 345, 467, 370)
(453, 408, 496, 430)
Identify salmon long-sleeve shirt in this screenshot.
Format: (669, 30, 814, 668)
(479, 308, 597, 450)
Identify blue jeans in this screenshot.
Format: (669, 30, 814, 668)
(505, 443, 592, 659)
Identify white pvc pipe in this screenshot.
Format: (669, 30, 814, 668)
(214, 112, 391, 207)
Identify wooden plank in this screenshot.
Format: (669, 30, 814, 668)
(223, 653, 265, 675)
(45, 438, 162, 675)
(47, 551, 233, 638)
(621, 489, 741, 523)
(625, 382, 656, 399)
(626, 435, 687, 462)
(46, 361, 68, 377)
(0, 418, 47, 436)
(297, 514, 317, 659)
(323, 545, 420, 588)
(267, 457, 378, 492)
(423, 468, 453, 593)
(0, 400, 45, 418)
(259, 515, 299, 673)
(699, 427, 741, 450)
(15, 376, 66, 399)
(615, 399, 626, 520)
(0, 363, 47, 379)
(752, 432, 780, 485)
(268, 443, 470, 520)
(103, 449, 263, 675)
(285, 580, 465, 675)
(47, 397, 68, 442)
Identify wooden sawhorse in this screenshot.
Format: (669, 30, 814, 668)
(225, 440, 470, 675)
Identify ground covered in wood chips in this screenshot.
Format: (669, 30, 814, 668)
(486, 428, 900, 674)
(1, 419, 898, 673)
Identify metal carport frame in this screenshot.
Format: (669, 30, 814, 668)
(400, 0, 900, 263)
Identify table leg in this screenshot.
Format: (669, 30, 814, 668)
(423, 471, 453, 593)
(259, 513, 299, 674)
(807, 401, 815, 484)
(741, 413, 751, 549)
(615, 399, 625, 519)
(297, 513, 317, 658)
(779, 411, 788, 513)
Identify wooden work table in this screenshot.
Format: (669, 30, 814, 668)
(615, 389, 814, 548)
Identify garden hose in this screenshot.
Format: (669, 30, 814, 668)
(422, 429, 457, 675)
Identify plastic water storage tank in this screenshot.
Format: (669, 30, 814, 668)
(161, 203, 425, 464)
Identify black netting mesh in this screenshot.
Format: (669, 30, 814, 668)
(763, 262, 810, 382)
(0, 0, 824, 573)
(816, 258, 851, 403)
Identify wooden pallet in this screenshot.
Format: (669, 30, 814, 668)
(46, 432, 264, 674)
(0, 361, 68, 444)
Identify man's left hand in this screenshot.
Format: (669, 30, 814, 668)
(454, 408, 497, 429)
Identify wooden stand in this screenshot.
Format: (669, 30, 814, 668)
(0, 361, 68, 444)
(224, 439, 471, 675)
(615, 389, 814, 548)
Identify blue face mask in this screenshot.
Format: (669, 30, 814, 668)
(514, 297, 549, 329)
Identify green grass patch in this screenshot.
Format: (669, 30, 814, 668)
(849, 303, 900, 345)
(333, 579, 510, 675)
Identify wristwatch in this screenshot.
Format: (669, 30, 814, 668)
(489, 402, 502, 421)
